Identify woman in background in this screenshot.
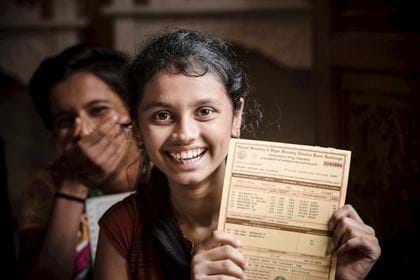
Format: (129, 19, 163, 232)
(94, 29, 381, 280)
(19, 44, 141, 279)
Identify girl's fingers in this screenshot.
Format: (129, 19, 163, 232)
(192, 231, 247, 280)
(197, 231, 242, 253)
(327, 205, 377, 254)
(336, 236, 381, 260)
(197, 259, 247, 280)
(194, 245, 248, 271)
(328, 216, 362, 253)
(328, 204, 363, 231)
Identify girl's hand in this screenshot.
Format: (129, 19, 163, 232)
(191, 230, 248, 280)
(328, 205, 381, 280)
(60, 114, 131, 189)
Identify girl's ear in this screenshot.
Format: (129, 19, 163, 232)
(231, 97, 245, 138)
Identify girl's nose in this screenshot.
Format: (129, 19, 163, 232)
(171, 117, 199, 144)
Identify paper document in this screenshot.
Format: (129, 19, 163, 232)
(86, 192, 132, 261)
(218, 139, 351, 280)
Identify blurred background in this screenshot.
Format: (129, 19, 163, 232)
(0, 0, 419, 278)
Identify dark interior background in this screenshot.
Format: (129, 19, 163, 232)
(1, 0, 419, 279)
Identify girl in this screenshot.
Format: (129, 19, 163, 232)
(94, 29, 380, 280)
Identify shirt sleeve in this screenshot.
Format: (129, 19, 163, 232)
(98, 194, 138, 260)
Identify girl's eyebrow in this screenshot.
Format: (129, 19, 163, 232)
(143, 98, 222, 112)
(143, 102, 172, 112)
(192, 98, 222, 107)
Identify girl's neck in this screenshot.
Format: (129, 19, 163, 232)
(169, 164, 225, 231)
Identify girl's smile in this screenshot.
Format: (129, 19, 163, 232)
(166, 147, 207, 169)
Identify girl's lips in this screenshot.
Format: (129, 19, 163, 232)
(168, 148, 206, 161)
(165, 149, 207, 169)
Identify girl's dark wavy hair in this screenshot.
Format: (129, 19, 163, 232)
(126, 28, 251, 122)
(28, 44, 129, 130)
(126, 29, 258, 279)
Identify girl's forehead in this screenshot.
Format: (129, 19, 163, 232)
(147, 70, 223, 88)
(140, 72, 229, 106)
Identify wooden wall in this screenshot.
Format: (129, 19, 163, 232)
(313, 1, 420, 278)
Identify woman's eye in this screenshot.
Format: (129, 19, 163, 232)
(152, 111, 173, 122)
(90, 106, 109, 116)
(55, 116, 74, 129)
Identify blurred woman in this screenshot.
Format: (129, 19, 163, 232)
(18, 44, 141, 279)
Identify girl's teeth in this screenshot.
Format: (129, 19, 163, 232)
(169, 149, 204, 162)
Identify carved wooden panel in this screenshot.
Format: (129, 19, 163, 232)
(340, 89, 420, 278)
(343, 91, 420, 237)
(313, 1, 420, 278)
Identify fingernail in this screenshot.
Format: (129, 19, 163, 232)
(245, 261, 249, 270)
(236, 239, 242, 247)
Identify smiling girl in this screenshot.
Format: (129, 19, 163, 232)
(94, 29, 380, 280)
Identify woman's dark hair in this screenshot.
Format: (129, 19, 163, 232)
(126, 28, 251, 121)
(28, 44, 129, 130)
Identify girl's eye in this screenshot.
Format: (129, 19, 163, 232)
(197, 107, 215, 119)
(152, 111, 173, 122)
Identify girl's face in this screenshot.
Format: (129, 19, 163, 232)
(138, 72, 243, 187)
(49, 72, 130, 147)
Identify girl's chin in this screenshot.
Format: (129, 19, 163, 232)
(167, 173, 205, 187)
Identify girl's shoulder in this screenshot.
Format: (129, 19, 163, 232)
(99, 192, 140, 228)
(98, 192, 142, 259)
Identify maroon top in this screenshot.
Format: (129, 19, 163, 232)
(99, 193, 193, 279)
